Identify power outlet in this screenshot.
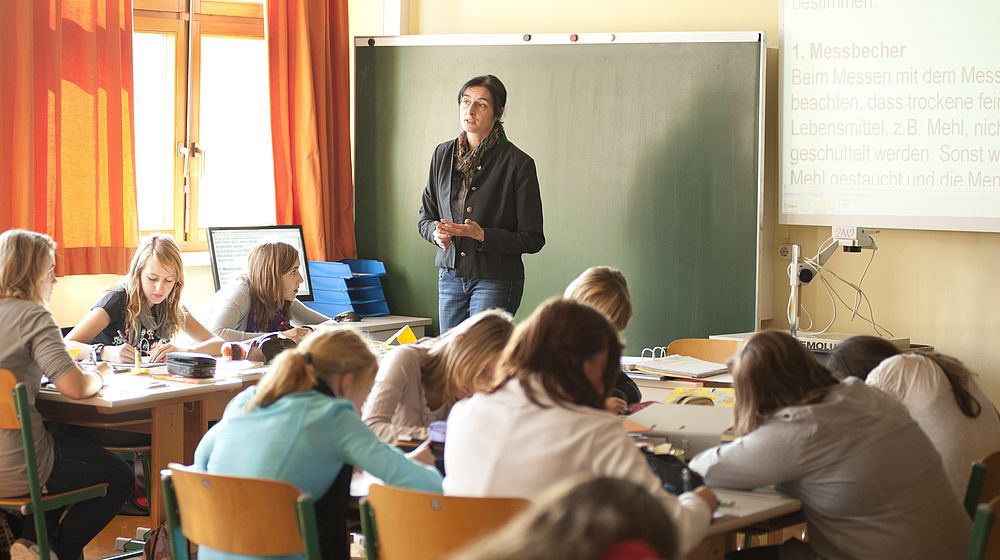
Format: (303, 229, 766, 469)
(777, 244, 792, 260)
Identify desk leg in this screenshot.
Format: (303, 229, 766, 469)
(183, 393, 233, 464)
(150, 403, 183, 527)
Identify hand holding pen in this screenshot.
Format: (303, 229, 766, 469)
(113, 330, 138, 363)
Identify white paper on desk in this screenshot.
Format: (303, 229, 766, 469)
(101, 374, 170, 395)
(107, 358, 165, 369)
(713, 488, 795, 519)
(637, 355, 728, 378)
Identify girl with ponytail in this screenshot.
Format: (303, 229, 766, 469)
(195, 327, 442, 560)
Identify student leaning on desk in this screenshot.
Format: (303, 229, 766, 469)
(564, 265, 641, 414)
(202, 240, 328, 343)
(64, 234, 224, 363)
(828, 335, 1000, 503)
(443, 298, 717, 557)
(194, 327, 442, 560)
(361, 309, 513, 443)
(689, 330, 970, 560)
(0, 229, 133, 560)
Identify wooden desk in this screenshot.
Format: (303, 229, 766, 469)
(319, 314, 432, 342)
(685, 489, 802, 560)
(36, 373, 244, 526)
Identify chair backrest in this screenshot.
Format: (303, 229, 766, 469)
(362, 485, 530, 560)
(0, 370, 43, 497)
(0, 370, 19, 430)
(666, 338, 740, 364)
(968, 495, 1000, 560)
(966, 451, 1000, 518)
(161, 463, 321, 559)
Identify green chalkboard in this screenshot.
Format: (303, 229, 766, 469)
(354, 33, 763, 350)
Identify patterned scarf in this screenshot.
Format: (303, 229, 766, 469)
(455, 121, 506, 180)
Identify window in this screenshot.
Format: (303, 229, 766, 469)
(133, 0, 275, 250)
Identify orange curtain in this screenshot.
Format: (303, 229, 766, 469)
(266, 0, 357, 262)
(0, 0, 139, 276)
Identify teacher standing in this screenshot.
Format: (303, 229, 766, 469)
(418, 75, 544, 333)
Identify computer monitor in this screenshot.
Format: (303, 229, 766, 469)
(206, 225, 314, 301)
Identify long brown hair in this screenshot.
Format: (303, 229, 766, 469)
(454, 476, 678, 560)
(830, 336, 982, 418)
(0, 229, 56, 305)
(122, 234, 186, 340)
(245, 241, 299, 330)
(248, 327, 377, 410)
(420, 309, 514, 403)
(827, 335, 899, 381)
(495, 298, 622, 410)
(732, 330, 838, 435)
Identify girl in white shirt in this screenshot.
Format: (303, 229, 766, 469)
(444, 298, 716, 556)
(829, 335, 1000, 501)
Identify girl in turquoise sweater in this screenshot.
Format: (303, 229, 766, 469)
(195, 327, 442, 560)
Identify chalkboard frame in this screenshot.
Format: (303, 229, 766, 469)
(353, 32, 766, 348)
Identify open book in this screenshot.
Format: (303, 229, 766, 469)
(635, 354, 728, 379)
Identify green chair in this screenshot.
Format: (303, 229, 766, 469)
(965, 451, 1000, 518)
(160, 463, 321, 559)
(967, 495, 1000, 560)
(0, 369, 109, 560)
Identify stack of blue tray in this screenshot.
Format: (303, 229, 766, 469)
(341, 259, 390, 317)
(304, 259, 390, 318)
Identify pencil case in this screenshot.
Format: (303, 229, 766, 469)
(166, 352, 217, 378)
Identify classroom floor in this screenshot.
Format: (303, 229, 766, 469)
(84, 515, 149, 559)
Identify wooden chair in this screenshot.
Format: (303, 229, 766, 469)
(968, 495, 1000, 560)
(160, 463, 322, 559)
(966, 451, 1000, 518)
(360, 485, 530, 560)
(0, 369, 109, 560)
(666, 338, 741, 364)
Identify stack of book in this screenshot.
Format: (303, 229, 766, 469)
(634, 355, 729, 380)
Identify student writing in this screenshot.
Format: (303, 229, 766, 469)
(65, 234, 223, 362)
(361, 309, 513, 442)
(829, 335, 1000, 502)
(443, 299, 715, 556)
(564, 265, 641, 413)
(0, 229, 133, 560)
(195, 327, 442, 560)
(690, 330, 970, 560)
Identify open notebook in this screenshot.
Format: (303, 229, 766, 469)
(635, 355, 728, 379)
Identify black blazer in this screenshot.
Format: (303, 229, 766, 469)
(418, 138, 544, 280)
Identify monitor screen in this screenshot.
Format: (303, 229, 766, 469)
(207, 225, 313, 301)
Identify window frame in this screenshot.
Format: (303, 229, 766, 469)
(133, 0, 268, 252)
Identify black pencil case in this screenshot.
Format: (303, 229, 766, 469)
(166, 352, 217, 378)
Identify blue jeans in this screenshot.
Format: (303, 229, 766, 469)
(21, 433, 134, 560)
(438, 268, 523, 333)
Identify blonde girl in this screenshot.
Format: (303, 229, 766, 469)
(204, 240, 328, 343)
(361, 309, 514, 442)
(0, 229, 133, 560)
(66, 234, 223, 362)
(564, 265, 640, 413)
(195, 327, 442, 560)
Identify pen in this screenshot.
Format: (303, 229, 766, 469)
(116, 330, 129, 346)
